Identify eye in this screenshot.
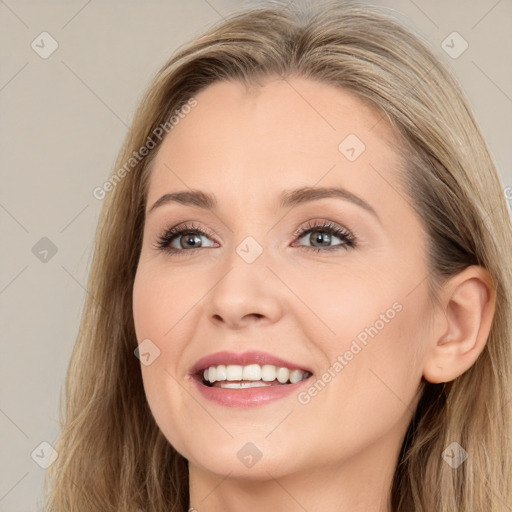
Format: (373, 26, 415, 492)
(153, 219, 356, 256)
(291, 220, 356, 252)
(153, 221, 217, 255)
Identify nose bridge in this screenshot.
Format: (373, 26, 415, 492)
(204, 225, 284, 328)
(228, 208, 281, 276)
(220, 197, 277, 266)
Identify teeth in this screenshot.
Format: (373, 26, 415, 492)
(216, 364, 227, 381)
(261, 364, 276, 381)
(226, 365, 243, 381)
(276, 367, 289, 384)
(242, 364, 262, 381)
(289, 369, 304, 384)
(220, 381, 271, 389)
(202, 363, 309, 385)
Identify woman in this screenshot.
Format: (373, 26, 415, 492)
(43, 1, 512, 510)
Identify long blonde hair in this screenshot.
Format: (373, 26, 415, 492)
(43, 1, 512, 510)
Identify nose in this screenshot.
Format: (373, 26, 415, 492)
(204, 250, 286, 330)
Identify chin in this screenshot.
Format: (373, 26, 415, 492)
(179, 434, 302, 480)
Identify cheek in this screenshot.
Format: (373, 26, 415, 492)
(294, 268, 429, 423)
(132, 263, 197, 345)
(139, 365, 197, 463)
(288, 303, 427, 465)
(323, 288, 429, 428)
(132, 264, 203, 457)
(132, 267, 189, 393)
(284, 263, 404, 355)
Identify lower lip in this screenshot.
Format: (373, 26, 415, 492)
(190, 375, 312, 408)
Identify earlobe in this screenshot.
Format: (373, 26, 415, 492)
(423, 265, 496, 384)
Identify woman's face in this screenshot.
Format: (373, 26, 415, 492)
(133, 77, 434, 481)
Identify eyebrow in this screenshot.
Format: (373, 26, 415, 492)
(147, 186, 380, 222)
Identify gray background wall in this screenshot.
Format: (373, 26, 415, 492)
(1, 1, 511, 510)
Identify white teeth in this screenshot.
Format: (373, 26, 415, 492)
(276, 367, 290, 384)
(289, 369, 304, 384)
(242, 364, 262, 381)
(201, 363, 309, 385)
(216, 364, 227, 381)
(220, 381, 271, 389)
(225, 364, 243, 381)
(261, 364, 277, 381)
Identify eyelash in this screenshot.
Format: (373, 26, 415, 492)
(153, 220, 357, 256)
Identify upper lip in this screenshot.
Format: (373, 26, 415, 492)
(189, 350, 313, 376)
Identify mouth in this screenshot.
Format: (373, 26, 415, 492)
(196, 363, 313, 389)
(188, 350, 314, 406)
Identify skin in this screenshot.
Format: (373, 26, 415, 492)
(132, 76, 496, 512)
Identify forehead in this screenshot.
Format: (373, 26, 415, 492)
(146, 76, 403, 214)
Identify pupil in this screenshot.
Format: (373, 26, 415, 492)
(312, 231, 330, 246)
(182, 233, 201, 248)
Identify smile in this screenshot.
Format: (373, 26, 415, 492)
(202, 364, 311, 388)
(189, 350, 314, 407)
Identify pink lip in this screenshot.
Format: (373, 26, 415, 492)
(188, 350, 313, 408)
(190, 375, 311, 408)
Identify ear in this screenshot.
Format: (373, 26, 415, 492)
(423, 265, 496, 384)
